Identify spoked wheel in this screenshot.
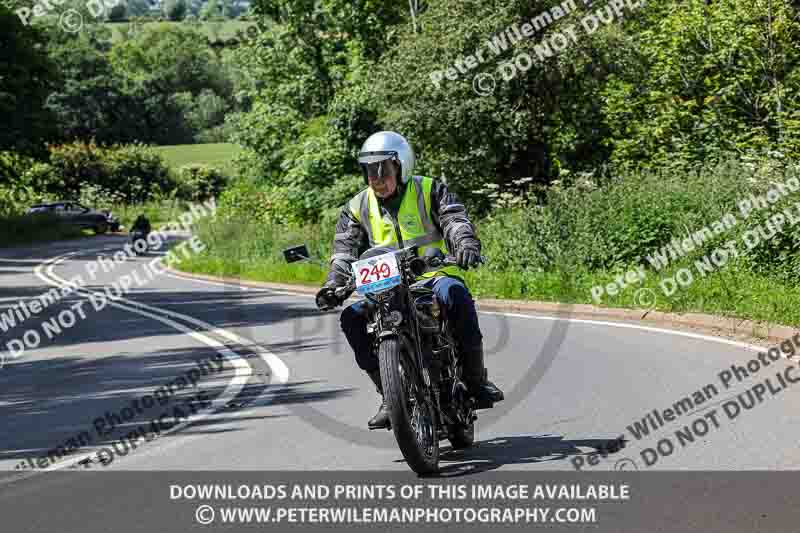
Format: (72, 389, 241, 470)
(379, 338, 439, 475)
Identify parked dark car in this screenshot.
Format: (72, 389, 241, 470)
(26, 202, 119, 234)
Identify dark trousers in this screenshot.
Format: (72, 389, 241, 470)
(339, 276, 483, 373)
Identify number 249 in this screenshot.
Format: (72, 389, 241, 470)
(360, 263, 391, 284)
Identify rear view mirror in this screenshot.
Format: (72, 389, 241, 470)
(283, 244, 310, 263)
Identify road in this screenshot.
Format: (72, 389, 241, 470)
(2, 235, 800, 531)
(1, 233, 797, 477)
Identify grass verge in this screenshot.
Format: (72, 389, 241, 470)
(175, 216, 800, 328)
(112, 198, 194, 231)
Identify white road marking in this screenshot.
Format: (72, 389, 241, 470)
(16, 249, 291, 473)
(479, 311, 778, 356)
(180, 278, 774, 355)
(9, 239, 786, 475)
(45, 256, 289, 382)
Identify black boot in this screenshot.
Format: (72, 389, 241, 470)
(462, 346, 504, 409)
(367, 370, 391, 430)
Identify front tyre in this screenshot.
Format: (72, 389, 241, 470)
(379, 338, 439, 475)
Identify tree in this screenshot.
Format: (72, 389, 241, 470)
(221, 0, 234, 18)
(44, 31, 142, 144)
(601, 0, 800, 164)
(163, 0, 188, 21)
(0, 2, 59, 155)
(110, 24, 227, 96)
(199, 0, 221, 20)
(108, 3, 127, 21)
(127, 0, 151, 16)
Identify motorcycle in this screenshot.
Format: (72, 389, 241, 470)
(285, 244, 489, 475)
(130, 230, 148, 255)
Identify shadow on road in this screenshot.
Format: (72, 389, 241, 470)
(429, 434, 626, 476)
(0, 345, 353, 469)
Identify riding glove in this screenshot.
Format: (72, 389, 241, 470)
(315, 283, 340, 310)
(456, 243, 482, 270)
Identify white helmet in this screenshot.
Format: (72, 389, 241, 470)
(357, 131, 416, 185)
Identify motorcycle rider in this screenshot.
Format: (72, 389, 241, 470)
(315, 131, 504, 430)
(131, 214, 151, 236)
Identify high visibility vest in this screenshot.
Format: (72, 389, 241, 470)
(348, 175, 463, 280)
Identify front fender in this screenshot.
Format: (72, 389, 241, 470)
(378, 331, 423, 385)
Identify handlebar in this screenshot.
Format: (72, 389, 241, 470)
(319, 254, 486, 310)
(430, 255, 486, 269)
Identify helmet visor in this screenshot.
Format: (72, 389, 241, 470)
(358, 151, 399, 181)
(361, 161, 397, 180)
(357, 150, 397, 166)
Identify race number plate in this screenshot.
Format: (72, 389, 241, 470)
(352, 252, 401, 295)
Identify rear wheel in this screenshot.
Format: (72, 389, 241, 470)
(94, 222, 108, 235)
(379, 338, 439, 475)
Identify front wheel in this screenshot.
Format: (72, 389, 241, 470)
(379, 338, 439, 475)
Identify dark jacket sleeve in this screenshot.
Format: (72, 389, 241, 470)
(325, 204, 368, 286)
(429, 179, 481, 255)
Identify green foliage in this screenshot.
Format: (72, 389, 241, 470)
(109, 23, 227, 96)
(108, 4, 127, 21)
(176, 164, 228, 200)
(184, 213, 335, 280)
(480, 156, 761, 277)
(0, 3, 59, 154)
(229, 1, 408, 221)
(216, 178, 270, 222)
(199, 0, 223, 20)
(252, 0, 408, 59)
(112, 194, 189, 229)
(77, 183, 128, 211)
(163, 0, 187, 21)
(184, 153, 800, 326)
(127, 0, 151, 17)
(601, 0, 800, 165)
(38, 21, 243, 146)
(45, 29, 146, 144)
(0, 151, 39, 187)
(0, 177, 55, 218)
(173, 89, 231, 142)
(43, 141, 176, 203)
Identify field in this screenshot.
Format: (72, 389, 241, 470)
(151, 143, 242, 175)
